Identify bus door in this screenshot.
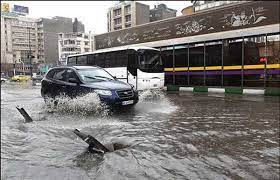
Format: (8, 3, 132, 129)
(127, 50, 138, 89)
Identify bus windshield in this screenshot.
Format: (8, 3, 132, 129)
(138, 49, 163, 73)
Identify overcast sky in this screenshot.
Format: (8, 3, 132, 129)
(5, 1, 192, 34)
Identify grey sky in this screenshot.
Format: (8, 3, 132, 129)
(5, 1, 192, 34)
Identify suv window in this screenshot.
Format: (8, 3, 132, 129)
(46, 69, 56, 79)
(47, 68, 79, 82)
(53, 69, 67, 81)
(64, 69, 78, 82)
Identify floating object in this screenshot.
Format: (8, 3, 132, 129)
(73, 129, 110, 153)
(16, 106, 33, 123)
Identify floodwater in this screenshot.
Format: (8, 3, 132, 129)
(1, 82, 279, 180)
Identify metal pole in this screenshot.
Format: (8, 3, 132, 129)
(20, 60, 25, 75)
(221, 40, 224, 87)
(241, 37, 244, 88)
(187, 43, 190, 86)
(28, 27, 32, 77)
(172, 45, 175, 85)
(13, 60, 16, 76)
(203, 41, 206, 86)
(264, 34, 268, 88)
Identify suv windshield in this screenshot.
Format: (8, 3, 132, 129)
(77, 68, 115, 82)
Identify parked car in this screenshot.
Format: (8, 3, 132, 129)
(1, 77, 7, 83)
(32, 74, 44, 81)
(41, 66, 139, 107)
(11, 75, 30, 82)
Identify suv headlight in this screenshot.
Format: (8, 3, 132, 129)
(94, 89, 112, 96)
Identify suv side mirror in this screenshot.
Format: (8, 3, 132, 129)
(68, 78, 79, 84)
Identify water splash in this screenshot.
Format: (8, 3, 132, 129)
(43, 93, 109, 116)
(137, 89, 178, 114)
(138, 89, 165, 102)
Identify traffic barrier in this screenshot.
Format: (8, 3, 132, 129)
(265, 88, 280, 96)
(194, 86, 208, 93)
(167, 85, 179, 91)
(225, 87, 243, 94)
(165, 86, 280, 96)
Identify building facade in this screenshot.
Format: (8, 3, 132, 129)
(37, 16, 73, 67)
(150, 4, 177, 22)
(1, 13, 39, 75)
(58, 32, 94, 65)
(1, 3, 86, 75)
(107, 1, 149, 32)
(73, 18, 85, 33)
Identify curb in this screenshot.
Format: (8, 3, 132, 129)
(164, 85, 280, 96)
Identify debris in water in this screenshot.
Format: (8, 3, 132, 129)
(16, 106, 33, 123)
(74, 129, 110, 153)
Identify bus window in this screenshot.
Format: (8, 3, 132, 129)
(87, 54, 95, 66)
(104, 52, 111, 68)
(77, 55, 87, 65)
(67, 57, 77, 66)
(111, 51, 128, 68)
(95, 53, 105, 67)
(138, 49, 163, 73)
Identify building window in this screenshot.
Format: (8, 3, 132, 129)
(113, 8, 121, 16)
(84, 35, 89, 39)
(76, 41, 81, 45)
(114, 26, 122, 31)
(125, 15, 131, 22)
(114, 18, 122, 25)
(125, 24, 131, 28)
(85, 42, 89, 46)
(125, 5, 131, 14)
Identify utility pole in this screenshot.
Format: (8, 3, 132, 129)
(19, 59, 25, 75)
(28, 27, 32, 77)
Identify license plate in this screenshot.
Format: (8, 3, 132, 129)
(122, 100, 134, 105)
(153, 84, 158, 87)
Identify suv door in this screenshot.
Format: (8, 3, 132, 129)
(50, 68, 68, 97)
(63, 68, 81, 98)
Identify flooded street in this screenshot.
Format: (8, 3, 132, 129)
(1, 82, 279, 180)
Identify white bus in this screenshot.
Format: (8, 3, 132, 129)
(67, 46, 164, 90)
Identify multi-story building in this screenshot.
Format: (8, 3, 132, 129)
(73, 18, 85, 33)
(107, 1, 149, 32)
(149, 4, 177, 22)
(36, 16, 73, 67)
(1, 3, 86, 75)
(58, 32, 94, 65)
(1, 13, 39, 75)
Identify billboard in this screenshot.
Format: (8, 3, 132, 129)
(13, 5, 29, 14)
(1, 3, 10, 12)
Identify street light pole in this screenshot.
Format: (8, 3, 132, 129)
(28, 27, 32, 77)
(19, 59, 25, 75)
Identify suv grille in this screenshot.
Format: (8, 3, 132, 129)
(116, 90, 134, 99)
